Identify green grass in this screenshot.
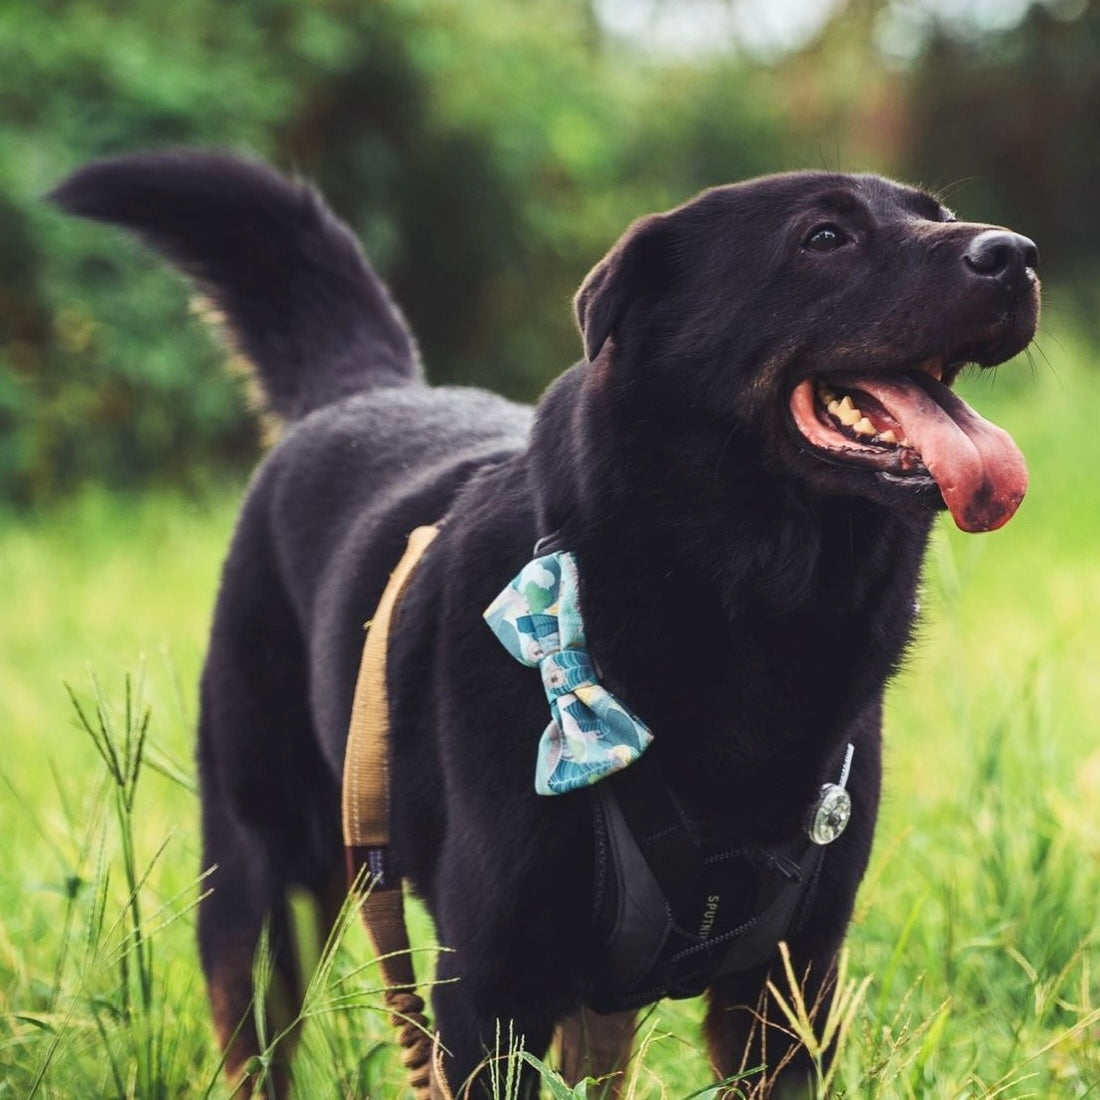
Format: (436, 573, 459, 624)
(2, 322, 1099, 1097)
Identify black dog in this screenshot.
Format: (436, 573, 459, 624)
(51, 152, 1039, 1098)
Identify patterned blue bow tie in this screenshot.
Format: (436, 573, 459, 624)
(484, 550, 654, 795)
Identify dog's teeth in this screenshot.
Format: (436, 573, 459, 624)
(853, 417, 875, 437)
(900, 437, 911, 448)
(827, 399, 840, 414)
(878, 429, 899, 445)
(836, 397, 862, 427)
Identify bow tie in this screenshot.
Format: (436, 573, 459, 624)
(483, 549, 654, 795)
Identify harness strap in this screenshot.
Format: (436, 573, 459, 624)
(342, 524, 443, 1100)
(588, 751, 844, 1013)
(604, 762, 704, 928)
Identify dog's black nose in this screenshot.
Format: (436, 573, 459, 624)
(963, 229, 1039, 281)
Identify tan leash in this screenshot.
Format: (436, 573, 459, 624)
(342, 525, 454, 1100)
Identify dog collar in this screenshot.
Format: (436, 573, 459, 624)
(483, 548, 654, 795)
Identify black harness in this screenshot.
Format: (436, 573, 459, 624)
(586, 748, 853, 1013)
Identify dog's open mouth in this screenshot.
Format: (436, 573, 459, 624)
(789, 359, 1028, 532)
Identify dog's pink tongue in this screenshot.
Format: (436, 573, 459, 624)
(858, 374, 1028, 532)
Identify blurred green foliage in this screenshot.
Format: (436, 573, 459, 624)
(1, 0, 1095, 503)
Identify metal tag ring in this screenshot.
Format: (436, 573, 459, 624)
(807, 783, 851, 845)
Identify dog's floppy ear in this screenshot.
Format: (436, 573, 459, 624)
(574, 214, 669, 362)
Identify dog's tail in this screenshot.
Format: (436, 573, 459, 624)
(49, 150, 421, 420)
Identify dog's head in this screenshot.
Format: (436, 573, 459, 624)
(575, 172, 1040, 532)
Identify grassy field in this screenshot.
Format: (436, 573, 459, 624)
(2, 322, 1099, 1098)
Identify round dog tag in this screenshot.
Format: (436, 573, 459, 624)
(807, 783, 851, 845)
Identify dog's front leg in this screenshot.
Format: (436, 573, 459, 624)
(428, 959, 557, 1100)
(703, 834, 875, 1094)
(555, 1006, 637, 1095)
(704, 946, 841, 1100)
(706, 719, 882, 1096)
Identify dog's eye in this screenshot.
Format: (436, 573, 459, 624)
(804, 225, 848, 252)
